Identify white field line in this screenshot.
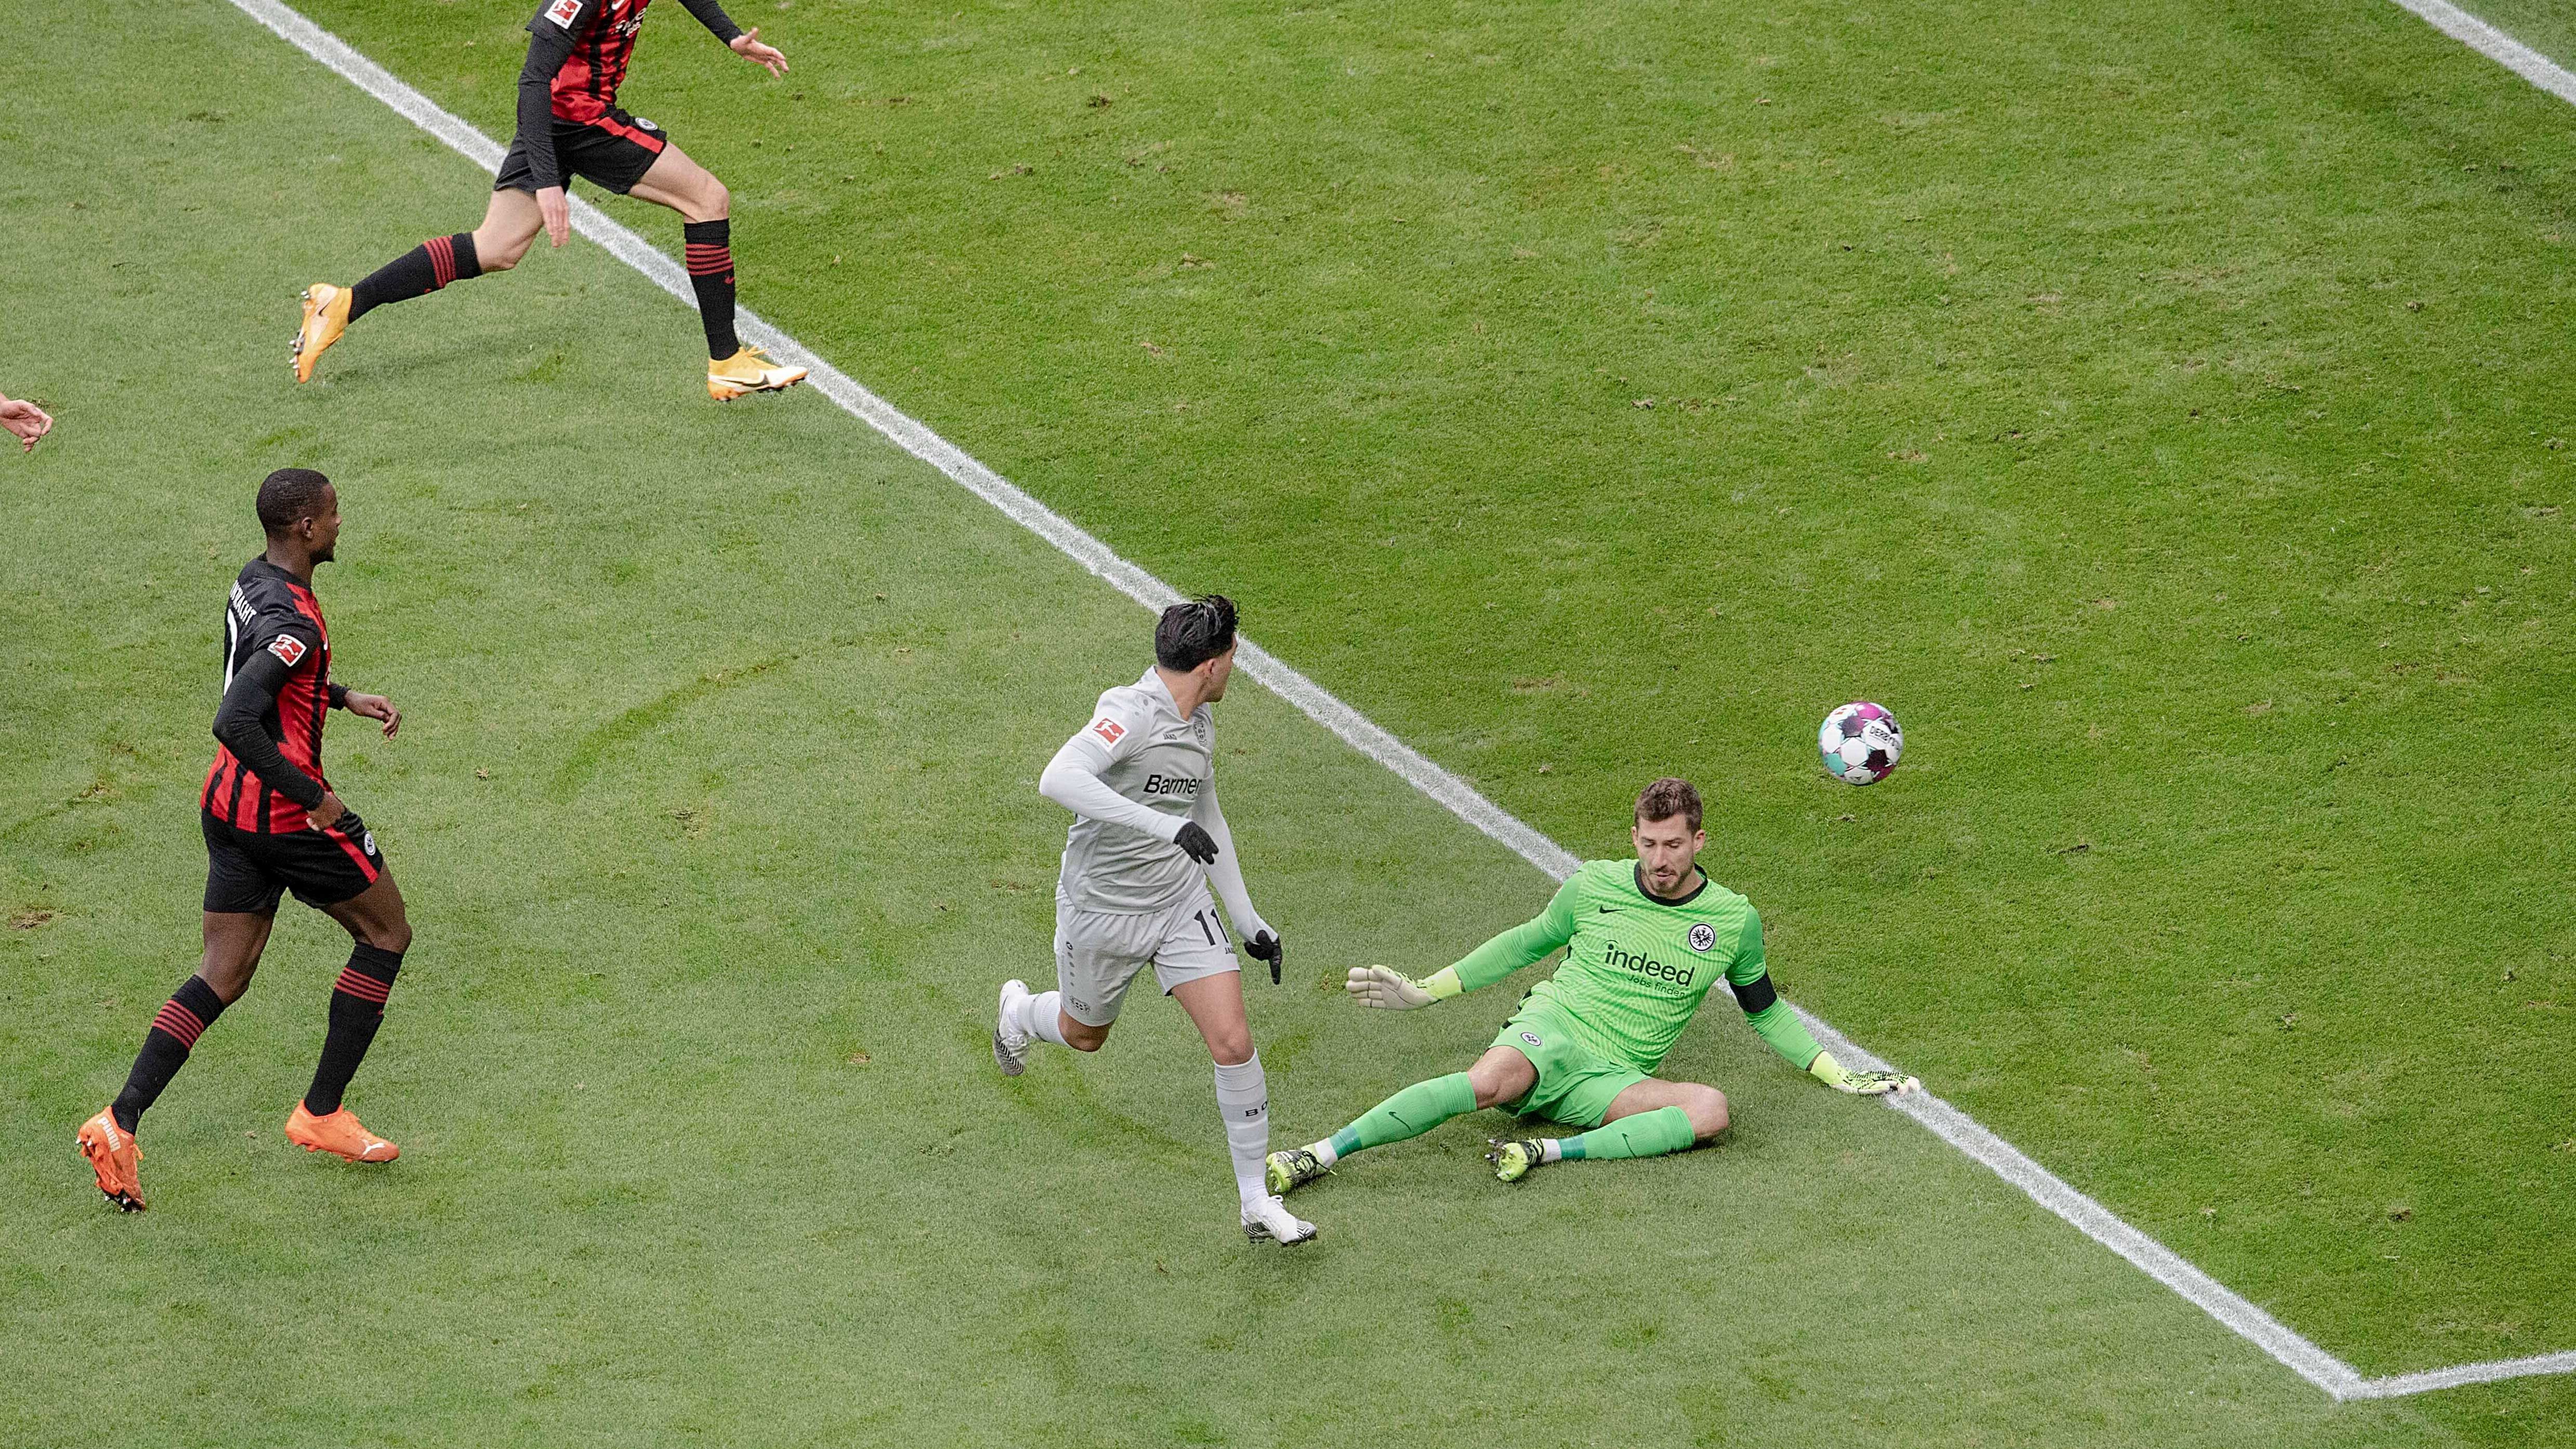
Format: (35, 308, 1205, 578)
(2349, 1348, 2576, 1400)
(2388, 0, 2576, 104)
(225, 0, 2569, 1401)
(2364, 8, 2576, 1400)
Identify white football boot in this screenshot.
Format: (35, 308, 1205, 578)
(993, 979, 1033, 1077)
(1241, 1194, 1318, 1246)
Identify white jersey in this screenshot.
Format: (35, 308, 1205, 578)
(1050, 668, 1216, 914)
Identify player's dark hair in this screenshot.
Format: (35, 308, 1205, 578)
(256, 468, 333, 536)
(1155, 594, 1239, 672)
(1635, 776, 1703, 832)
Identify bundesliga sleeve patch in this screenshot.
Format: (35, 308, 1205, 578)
(1090, 717, 1127, 744)
(544, 0, 583, 28)
(265, 635, 309, 667)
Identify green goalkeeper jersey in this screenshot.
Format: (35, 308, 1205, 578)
(1449, 858, 1819, 1075)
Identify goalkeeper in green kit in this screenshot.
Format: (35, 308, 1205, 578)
(1267, 776, 1918, 1192)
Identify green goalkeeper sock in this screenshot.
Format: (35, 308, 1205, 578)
(1558, 1105, 1696, 1162)
(1321, 1072, 1477, 1164)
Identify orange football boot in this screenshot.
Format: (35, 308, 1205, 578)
(291, 283, 353, 383)
(705, 345, 808, 401)
(284, 1102, 399, 1163)
(76, 1108, 146, 1211)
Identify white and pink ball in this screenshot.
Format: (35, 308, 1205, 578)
(1819, 702, 1902, 785)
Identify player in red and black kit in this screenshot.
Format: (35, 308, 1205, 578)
(290, 0, 807, 402)
(78, 469, 416, 1211)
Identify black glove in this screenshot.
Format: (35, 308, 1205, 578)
(1174, 821, 1219, 864)
(1246, 929, 1284, 985)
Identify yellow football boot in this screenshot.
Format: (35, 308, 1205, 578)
(291, 283, 353, 384)
(707, 345, 808, 401)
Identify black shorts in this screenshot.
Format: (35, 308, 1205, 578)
(202, 809, 387, 915)
(494, 108, 669, 196)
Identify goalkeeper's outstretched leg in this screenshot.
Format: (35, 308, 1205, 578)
(1487, 1079, 1727, 1181)
(1272, 1046, 1741, 1192)
(1267, 1043, 1540, 1193)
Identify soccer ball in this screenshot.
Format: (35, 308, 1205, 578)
(1819, 702, 1902, 785)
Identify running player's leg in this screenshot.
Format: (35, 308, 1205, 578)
(1055, 1011, 1110, 1052)
(194, 910, 277, 1005)
(1147, 898, 1308, 1241)
(1169, 965, 1254, 1065)
(1168, 968, 1261, 1186)
(96, 812, 283, 1138)
(1269, 1044, 1530, 1194)
(628, 144, 737, 358)
(996, 975, 1096, 1063)
(347, 210, 500, 321)
(79, 904, 271, 1211)
(632, 142, 805, 395)
(285, 869, 408, 1161)
(467, 186, 546, 275)
(996, 907, 1137, 1072)
(293, 188, 527, 382)
(1169, 967, 1313, 1244)
(108, 911, 271, 1129)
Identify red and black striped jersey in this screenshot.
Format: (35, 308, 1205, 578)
(202, 559, 332, 834)
(531, 0, 656, 124)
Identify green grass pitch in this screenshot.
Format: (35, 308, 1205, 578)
(1, 0, 2570, 1443)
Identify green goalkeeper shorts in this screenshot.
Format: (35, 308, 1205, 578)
(1491, 1003, 1647, 1129)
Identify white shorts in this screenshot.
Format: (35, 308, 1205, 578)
(1055, 887, 1239, 1026)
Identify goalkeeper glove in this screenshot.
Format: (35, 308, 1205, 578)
(1245, 929, 1284, 985)
(1808, 1049, 1921, 1096)
(1344, 965, 1461, 1010)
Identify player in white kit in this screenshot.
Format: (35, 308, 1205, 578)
(991, 596, 1315, 1245)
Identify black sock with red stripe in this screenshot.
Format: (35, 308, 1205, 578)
(303, 943, 401, 1117)
(348, 233, 482, 323)
(682, 219, 740, 360)
(110, 975, 228, 1131)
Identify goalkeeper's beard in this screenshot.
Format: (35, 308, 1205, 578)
(1641, 853, 1696, 896)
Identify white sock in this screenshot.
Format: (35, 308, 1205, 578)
(1015, 989, 1069, 1047)
(1307, 1139, 1339, 1170)
(1211, 1052, 1271, 1208)
(1541, 1139, 1565, 1164)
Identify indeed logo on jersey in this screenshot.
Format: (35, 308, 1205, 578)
(1141, 773, 1202, 799)
(1602, 941, 1693, 987)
